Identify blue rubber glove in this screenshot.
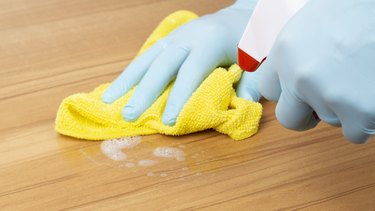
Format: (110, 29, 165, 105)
(237, 70, 262, 102)
(101, 0, 257, 126)
(239, 0, 375, 144)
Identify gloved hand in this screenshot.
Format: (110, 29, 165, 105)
(240, 0, 375, 143)
(237, 70, 262, 102)
(101, 0, 257, 126)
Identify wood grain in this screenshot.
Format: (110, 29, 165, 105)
(0, 0, 374, 210)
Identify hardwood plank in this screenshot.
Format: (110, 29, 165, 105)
(0, 0, 374, 210)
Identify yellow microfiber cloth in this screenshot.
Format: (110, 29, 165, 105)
(55, 11, 263, 141)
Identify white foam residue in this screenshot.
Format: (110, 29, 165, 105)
(126, 162, 135, 168)
(138, 159, 157, 166)
(147, 172, 155, 177)
(153, 147, 185, 161)
(101, 136, 141, 161)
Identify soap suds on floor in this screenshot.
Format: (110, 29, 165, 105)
(138, 159, 157, 166)
(153, 147, 186, 161)
(147, 172, 155, 177)
(126, 162, 135, 168)
(100, 143, 127, 161)
(96, 137, 200, 179)
(100, 136, 141, 161)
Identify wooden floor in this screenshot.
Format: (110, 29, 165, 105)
(1, 0, 374, 210)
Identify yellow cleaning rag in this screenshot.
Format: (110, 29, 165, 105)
(55, 11, 262, 141)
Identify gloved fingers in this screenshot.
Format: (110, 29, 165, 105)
(257, 58, 282, 102)
(276, 89, 320, 131)
(341, 122, 373, 144)
(162, 51, 218, 126)
(123, 46, 190, 121)
(236, 71, 262, 102)
(336, 104, 375, 144)
(316, 111, 341, 127)
(309, 100, 341, 127)
(101, 40, 167, 103)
